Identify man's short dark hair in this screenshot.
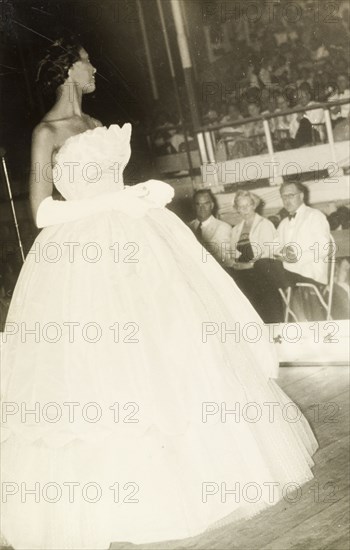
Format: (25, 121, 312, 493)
(280, 181, 306, 195)
(192, 189, 215, 203)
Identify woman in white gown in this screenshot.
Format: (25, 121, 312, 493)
(1, 38, 318, 550)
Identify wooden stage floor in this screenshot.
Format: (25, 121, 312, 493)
(1, 366, 349, 550)
(110, 365, 350, 550)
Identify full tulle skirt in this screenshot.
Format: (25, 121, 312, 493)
(1, 207, 318, 549)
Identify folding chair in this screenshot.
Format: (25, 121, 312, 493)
(278, 286, 298, 322)
(278, 234, 336, 322)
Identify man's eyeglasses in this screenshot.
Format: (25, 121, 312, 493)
(281, 193, 301, 199)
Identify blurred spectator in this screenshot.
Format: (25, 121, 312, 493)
(246, 62, 261, 89)
(290, 83, 325, 146)
(168, 127, 194, 153)
(272, 94, 294, 149)
(272, 54, 291, 82)
(327, 206, 350, 230)
(244, 102, 266, 153)
(218, 103, 245, 141)
(153, 128, 174, 155)
(151, 109, 194, 156)
(333, 113, 350, 142)
(259, 58, 273, 87)
(328, 74, 350, 125)
(311, 42, 330, 62)
(217, 100, 262, 159)
(244, 102, 261, 133)
(220, 103, 244, 127)
(261, 88, 276, 114)
(151, 111, 176, 155)
(203, 109, 219, 127)
(296, 67, 314, 89)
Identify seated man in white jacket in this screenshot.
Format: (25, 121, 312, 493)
(189, 189, 232, 266)
(274, 182, 331, 287)
(260, 181, 332, 320)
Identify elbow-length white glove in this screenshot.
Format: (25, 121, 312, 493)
(35, 187, 164, 229)
(35, 180, 174, 229)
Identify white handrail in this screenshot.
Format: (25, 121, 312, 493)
(196, 98, 350, 185)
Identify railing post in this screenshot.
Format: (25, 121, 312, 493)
(197, 131, 208, 164)
(203, 131, 216, 163)
(197, 130, 220, 188)
(263, 119, 283, 186)
(324, 108, 343, 177)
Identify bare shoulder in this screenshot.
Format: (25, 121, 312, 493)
(31, 121, 56, 147)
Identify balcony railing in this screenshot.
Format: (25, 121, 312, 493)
(146, 98, 350, 188)
(195, 98, 350, 188)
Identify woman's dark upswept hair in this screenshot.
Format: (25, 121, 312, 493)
(36, 35, 82, 95)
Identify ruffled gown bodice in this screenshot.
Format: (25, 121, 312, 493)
(52, 123, 131, 200)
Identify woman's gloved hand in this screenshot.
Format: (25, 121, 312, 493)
(125, 180, 175, 208)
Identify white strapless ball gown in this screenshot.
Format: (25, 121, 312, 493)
(0, 124, 318, 549)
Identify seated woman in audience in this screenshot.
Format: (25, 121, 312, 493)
(227, 190, 284, 323)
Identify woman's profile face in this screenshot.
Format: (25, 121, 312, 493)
(68, 48, 96, 93)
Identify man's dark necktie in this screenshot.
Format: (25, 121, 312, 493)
(288, 213, 297, 220)
(195, 222, 203, 242)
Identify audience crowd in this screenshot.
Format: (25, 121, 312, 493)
(151, 0, 349, 157)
